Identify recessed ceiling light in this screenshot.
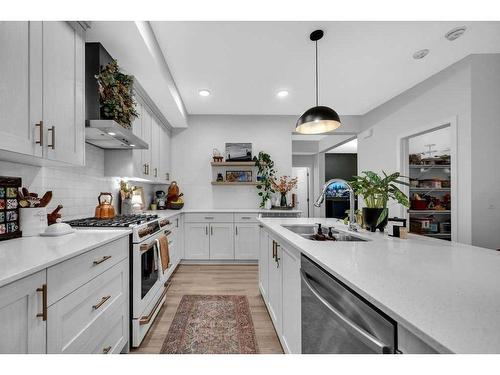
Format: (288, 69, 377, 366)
(107, 132, 116, 136)
(277, 90, 289, 98)
(199, 89, 211, 97)
(130, 144, 135, 147)
(445, 26, 467, 41)
(413, 49, 429, 60)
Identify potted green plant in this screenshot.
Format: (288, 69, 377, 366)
(255, 152, 276, 209)
(350, 171, 409, 232)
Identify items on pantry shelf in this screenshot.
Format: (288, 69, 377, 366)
(0, 176, 22, 240)
(410, 193, 428, 210)
(409, 154, 422, 165)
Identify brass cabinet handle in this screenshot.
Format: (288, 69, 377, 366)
(210, 226, 213, 236)
(154, 167, 158, 178)
(92, 295, 111, 310)
(272, 241, 276, 260)
(36, 284, 47, 321)
(48, 126, 55, 149)
(165, 173, 169, 181)
(93, 255, 111, 266)
(176, 218, 179, 228)
(235, 226, 238, 235)
(143, 164, 147, 175)
(206, 226, 208, 236)
(102, 346, 112, 354)
(139, 282, 170, 325)
(204, 216, 214, 220)
(35, 121, 43, 146)
(147, 164, 150, 175)
(241, 216, 251, 220)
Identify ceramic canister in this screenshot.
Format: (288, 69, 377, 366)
(20, 207, 48, 237)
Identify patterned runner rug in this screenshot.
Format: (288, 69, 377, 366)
(160, 295, 259, 354)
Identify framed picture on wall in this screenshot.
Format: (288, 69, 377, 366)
(225, 143, 252, 161)
(226, 171, 252, 183)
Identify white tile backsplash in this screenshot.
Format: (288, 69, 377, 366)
(0, 144, 153, 220)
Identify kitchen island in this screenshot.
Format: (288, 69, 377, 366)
(257, 217, 500, 354)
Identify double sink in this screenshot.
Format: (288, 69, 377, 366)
(282, 224, 368, 242)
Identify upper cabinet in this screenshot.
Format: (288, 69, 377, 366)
(0, 21, 86, 166)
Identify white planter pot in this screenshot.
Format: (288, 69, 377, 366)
(20, 207, 48, 237)
(264, 198, 272, 210)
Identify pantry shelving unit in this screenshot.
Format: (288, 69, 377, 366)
(408, 163, 452, 241)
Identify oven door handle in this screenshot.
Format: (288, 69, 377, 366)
(139, 281, 171, 325)
(139, 230, 171, 252)
(300, 270, 390, 354)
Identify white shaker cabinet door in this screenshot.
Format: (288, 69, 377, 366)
(140, 109, 152, 178)
(151, 118, 160, 181)
(0, 21, 43, 157)
(184, 223, 210, 259)
(267, 238, 283, 336)
(258, 228, 269, 298)
(132, 102, 144, 177)
(0, 270, 47, 354)
(234, 223, 260, 260)
(43, 21, 85, 166)
(159, 126, 171, 183)
(281, 246, 302, 354)
(209, 223, 235, 259)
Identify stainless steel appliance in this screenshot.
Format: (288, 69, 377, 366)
(66, 213, 173, 347)
(301, 255, 396, 353)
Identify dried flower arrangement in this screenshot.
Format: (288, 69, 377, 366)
(119, 180, 137, 200)
(95, 60, 138, 129)
(270, 176, 298, 193)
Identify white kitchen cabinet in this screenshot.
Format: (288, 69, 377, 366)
(281, 245, 302, 354)
(0, 270, 47, 354)
(141, 110, 152, 177)
(258, 227, 269, 298)
(0, 21, 43, 158)
(267, 237, 283, 336)
(132, 102, 144, 177)
(159, 126, 171, 183)
(210, 223, 235, 259)
(184, 222, 210, 259)
(235, 223, 260, 260)
(43, 21, 85, 166)
(151, 118, 160, 181)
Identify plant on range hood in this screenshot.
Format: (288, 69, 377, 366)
(95, 60, 138, 129)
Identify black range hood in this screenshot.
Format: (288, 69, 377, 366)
(85, 42, 148, 150)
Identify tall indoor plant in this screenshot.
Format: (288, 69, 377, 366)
(350, 171, 409, 232)
(255, 152, 276, 208)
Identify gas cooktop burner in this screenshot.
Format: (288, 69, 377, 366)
(66, 214, 159, 227)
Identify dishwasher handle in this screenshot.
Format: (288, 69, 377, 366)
(300, 269, 391, 354)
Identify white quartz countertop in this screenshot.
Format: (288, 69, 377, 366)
(0, 229, 131, 288)
(257, 217, 500, 354)
(145, 208, 301, 217)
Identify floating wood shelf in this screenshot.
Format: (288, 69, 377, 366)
(409, 164, 451, 169)
(408, 210, 451, 214)
(211, 161, 260, 167)
(211, 181, 259, 186)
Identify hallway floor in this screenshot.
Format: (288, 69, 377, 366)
(132, 264, 283, 354)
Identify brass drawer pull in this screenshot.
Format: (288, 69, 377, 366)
(139, 282, 170, 325)
(92, 295, 111, 310)
(102, 346, 112, 354)
(204, 216, 214, 220)
(241, 216, 251, 219)
(154, 167, 158, 177)
(35, 121, 43, 146)
(93, 255, 111, 266)
(48, 126, 55, 149)
(36, 284, 47, 321)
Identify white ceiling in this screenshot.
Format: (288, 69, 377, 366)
(150, 21, 500, 116)
(327, 138, 358, 154)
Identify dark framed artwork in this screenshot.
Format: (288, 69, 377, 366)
(225, 143, 252, 161)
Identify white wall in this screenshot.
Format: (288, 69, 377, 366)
(0, 144, 153, 219)
(471, 54, 500, 249)
(171, 115, 296, 209)
(358, 56, 473, 244)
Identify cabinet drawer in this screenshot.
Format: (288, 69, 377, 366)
(47, 236, 128, 305)
(47, 259, 128, 354)
(234, 213, 259, 223)
(184, 212, 233, 223)
(91, 305, 127, 354)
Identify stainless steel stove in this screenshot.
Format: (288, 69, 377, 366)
(66, 213, 173, 347)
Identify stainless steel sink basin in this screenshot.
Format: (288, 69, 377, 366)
(282, 224, 367, 242)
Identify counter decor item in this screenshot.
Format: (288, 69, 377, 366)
(167, 181, 184, 210)
(40, 218, 75, 237)
(131, 188, 145, 212)
(47, 205, 63, 225)
(154, 190, 167, 210)
(225, 143, 252, 161)
(216, 173, 224, 182)
(0, 177, 22, 240)
(20, 207, 48, 237)
(120, 179, 136, 214)
(255, 152, 276, 208)
(271, 175, 298, 207)
(226, 170, 252, 182)
(95, 192, 116, 219)
(212, 148, 223, 162)
(95, 60, 138, 129)
(350, 171, 409, 232)
(387, 217, 407, 238)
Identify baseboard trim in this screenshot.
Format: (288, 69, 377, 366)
(180, 259, 258, 265)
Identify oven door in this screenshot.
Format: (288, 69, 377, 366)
(132, 236, 163, 319)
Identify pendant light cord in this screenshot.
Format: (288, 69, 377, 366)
(315, 40, 319, 106)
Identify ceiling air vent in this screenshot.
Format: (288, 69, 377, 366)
(445, 26, 467, 41)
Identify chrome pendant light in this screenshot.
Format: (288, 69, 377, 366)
(296, 30, 341, 134)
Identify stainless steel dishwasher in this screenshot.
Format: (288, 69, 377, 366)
(301, 255, 396, 353)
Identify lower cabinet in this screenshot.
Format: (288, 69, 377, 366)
(259, 230, 302, 354)
(185, 222, 235, 260)
(235, 223, 260, 259)
(0, 270, 47, 353)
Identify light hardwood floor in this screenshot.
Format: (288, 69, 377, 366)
(131, 264, 284, 354)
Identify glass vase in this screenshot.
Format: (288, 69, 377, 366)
(280, 192, 287, 207)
